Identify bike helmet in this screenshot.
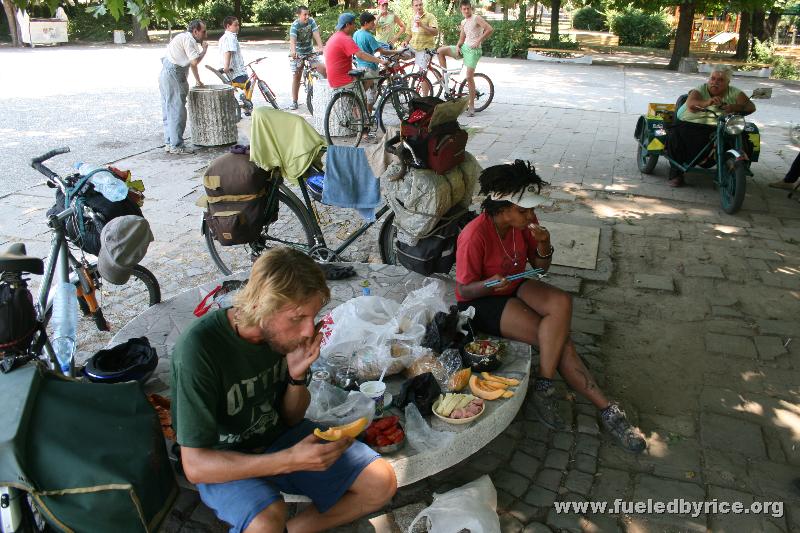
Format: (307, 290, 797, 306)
(83, 336, 158, 384)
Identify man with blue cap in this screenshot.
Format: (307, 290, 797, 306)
(324, 12, 387, 89)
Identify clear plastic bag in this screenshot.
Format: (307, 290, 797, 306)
(437, 349, 464, 392)
(305, 380, 376, 428)
(408, 475, 500, 533)
(391, 279, 449, 344)
(403, 403, 454, 452)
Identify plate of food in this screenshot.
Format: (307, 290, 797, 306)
(432, 393, 485, 425)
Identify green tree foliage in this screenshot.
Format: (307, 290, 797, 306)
(608, 7, 671, 47)
(572, 6, 607, 30)
(251, 0, 293, 25)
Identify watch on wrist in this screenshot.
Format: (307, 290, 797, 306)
(536, 244, 554, 259)
(287, 374, 307, 386)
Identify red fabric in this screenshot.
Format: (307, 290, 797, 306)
(324, 31, 362, 88)
(455, 212, 539, 302)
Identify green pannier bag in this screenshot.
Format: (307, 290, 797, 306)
(0, 364, 177, 532)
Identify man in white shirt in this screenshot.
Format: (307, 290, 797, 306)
(219, 16, 247, 84)
(159, 19, 208, 155)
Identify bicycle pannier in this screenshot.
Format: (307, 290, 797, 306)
(394, 206, 475, 276)
(201, 153, 270, 246)
(399, 97, 468, 175)
(0, 282, 37, 353)
(47, 186, 143, 256)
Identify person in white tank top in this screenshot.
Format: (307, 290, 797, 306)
(436, 0, 493, 116)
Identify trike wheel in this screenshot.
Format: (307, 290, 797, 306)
(637, 129, 659, 174)
(720, 153, 747, 214)
(324, 91, 366, 147)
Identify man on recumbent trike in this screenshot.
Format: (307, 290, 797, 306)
(667, 67, 757, 188)
(635, 67, 759, 214)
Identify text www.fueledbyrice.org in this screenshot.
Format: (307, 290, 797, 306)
(553, 499, 784, 518)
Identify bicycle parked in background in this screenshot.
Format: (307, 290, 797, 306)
(205, 57, 279, 115)
(324, 54, 420, 147)
(401, 49, 494, 112)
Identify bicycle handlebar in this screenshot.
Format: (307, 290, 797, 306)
(31, 147, 69, 182)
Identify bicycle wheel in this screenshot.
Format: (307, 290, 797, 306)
(457, 73, 494, 112)
(377, 87, 418, 133)
(257, 80, 279, 109)
(93, 264, 161, 332)
(400, 73, 432, 96)
(324, 91, 367, 147)
(719, 153, 747, 214)
(426, 67, 445, 98)
(204, 188, 315, 276)
(378, 212, 398, 265)
(306, 84, 314, 115)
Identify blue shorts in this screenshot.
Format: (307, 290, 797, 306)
(197, 420, 380, 532)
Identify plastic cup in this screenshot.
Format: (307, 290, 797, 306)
(359, 381, 387, 416)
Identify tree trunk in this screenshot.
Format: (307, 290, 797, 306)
(234, 0, 241, 21)
(549, 0, 560, 42)
(734, 11, 751, 60)
(751, 8, 766, 42)
(519, 1, 527, 24)
(130, 15, 150, 42)
(668, 0, 695, 71)
(532, 2, 538, 33)
(764, 10, 781, 40)
(503, 4, 508, 22)
(2, 0, 20, 47)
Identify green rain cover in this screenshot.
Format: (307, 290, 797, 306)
(0, 364, 177, 532)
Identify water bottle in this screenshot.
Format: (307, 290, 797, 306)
(74, 162, 128, 202)
(51, 282, 78, 375)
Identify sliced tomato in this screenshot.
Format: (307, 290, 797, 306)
(385, 428, 404, 443)
(376, 436, 391, 447)
(373, 416, 399, 430)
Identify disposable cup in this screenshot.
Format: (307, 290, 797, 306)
(359, 381, 387, 416)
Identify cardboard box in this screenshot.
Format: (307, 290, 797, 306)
(646, 103, 676, 123)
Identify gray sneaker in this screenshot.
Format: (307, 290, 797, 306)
(163, 144, 171, 153)
(170, 145, 196, 155)
(289, 101, 299, 110)
(533, 387, 564, 430)
(601, 403, 646, 453)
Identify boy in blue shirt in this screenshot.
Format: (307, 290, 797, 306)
(353, 12, 390, 112)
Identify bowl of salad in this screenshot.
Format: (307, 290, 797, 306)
(462, 339, 502, 372)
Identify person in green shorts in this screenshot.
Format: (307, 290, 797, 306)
(437, 0, 493, 116)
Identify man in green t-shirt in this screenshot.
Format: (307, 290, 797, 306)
(667, 68, 756, 187)
(171, 247, 396, 532)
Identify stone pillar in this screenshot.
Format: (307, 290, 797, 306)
(678, 57, 699, 73)
(188, 85, 238, 146)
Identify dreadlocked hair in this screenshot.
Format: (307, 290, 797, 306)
(479, 159, 547, 215)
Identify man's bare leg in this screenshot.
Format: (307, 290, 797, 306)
(244, 500, 287, 533)
(287, 459, 397, 533)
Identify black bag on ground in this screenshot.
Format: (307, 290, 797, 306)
(202, 152, 270, 246)
(47, 186, 143, 256)
(0, 282, 37, 353)
(395, 206, 476, 276)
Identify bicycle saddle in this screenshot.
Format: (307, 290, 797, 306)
(349, 69, 367, 78)
(0, 244, 44, 275)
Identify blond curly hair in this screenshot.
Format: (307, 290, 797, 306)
(233, 248, 330, 328)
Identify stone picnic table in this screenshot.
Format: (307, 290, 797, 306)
(113, 263, 532, 496)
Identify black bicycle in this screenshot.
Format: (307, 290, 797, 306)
(202, 158, 400, 275)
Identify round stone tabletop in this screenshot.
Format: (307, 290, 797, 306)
(113, 263, 531, 490)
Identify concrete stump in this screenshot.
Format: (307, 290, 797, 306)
(678, 57, 699, 73)
(188, 85, 238, 146)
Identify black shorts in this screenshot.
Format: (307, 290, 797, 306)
(457, 287, 520, 337)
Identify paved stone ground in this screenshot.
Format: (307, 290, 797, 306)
(2, 48, 800, 532)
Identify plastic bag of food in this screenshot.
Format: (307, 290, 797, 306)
(391, 279, 449, 345)
(320, 295, 401, 358)
(437, 348, 465, 391)
(403, 403, 454, 452)
(398, 372, 442, 416)
(408, 475, 500, 533)
(305, 380, 376, 427)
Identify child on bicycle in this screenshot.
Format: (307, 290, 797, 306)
(219, 16, 247, 84)
(437, 0, 492, 116)
(353, 12, 391, 113)
(289, 5, 325, 110)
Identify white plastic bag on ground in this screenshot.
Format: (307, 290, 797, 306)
(408, 475, 500, 533)
(403, 403, 454, 452)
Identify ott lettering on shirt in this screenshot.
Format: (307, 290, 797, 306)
(218, 360, 288, 444)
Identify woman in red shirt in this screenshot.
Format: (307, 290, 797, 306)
(456, 160, 645, 453)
